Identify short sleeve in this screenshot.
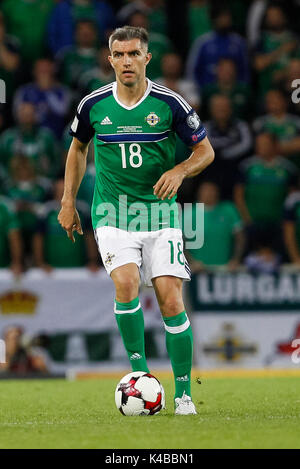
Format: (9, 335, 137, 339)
(150, 86, 206, 147)
(69, 100, 95, 143)
(173, 106, 207, 147)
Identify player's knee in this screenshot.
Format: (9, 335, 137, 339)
(159, 296, 184, 317)
(114, 275, 139, 302)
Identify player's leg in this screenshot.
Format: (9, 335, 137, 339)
(94, 227, 150, 373)
(111, 263, 150, 373)
(152, 275, 194, 405)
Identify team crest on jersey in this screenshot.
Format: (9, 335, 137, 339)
(104, 252, 115, 266)
(145, 112, 160, 126)
(187, 111, 201, 130)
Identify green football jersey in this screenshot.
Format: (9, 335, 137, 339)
(70, 80, 206, 232)
(184, 201, 242, 265)
(37, 200, 90, 267)
(239, 156, 297, 223)
(0, 125, 59, 178)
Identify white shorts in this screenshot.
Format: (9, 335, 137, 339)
(94, 226, 191, 287)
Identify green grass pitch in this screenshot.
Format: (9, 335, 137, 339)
(0, 374, 300, 449)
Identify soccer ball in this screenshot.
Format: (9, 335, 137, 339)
(115, 371, 165, 416)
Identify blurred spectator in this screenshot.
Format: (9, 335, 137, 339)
(62, 117, 95, 165)
(77, 163, 96, 208)
(6, 156, 51, 261)
(234, 132, 297, 253)
(0, 11, 20, 104)
(0, 102, 59, 179)
(0, 163, 8, 195)
(47, 0, 115, 56)
(283, 188, 300, 267)
(56, 19, 98, 88)
(13, 58, 71, 138)
(0, 105, 6, 133)
(155, 51, 200, 176)
(0, 195, 23, 276)
(253, 5, 300, 99)
(253, 89, 300, 168)
(246, 0, 300, 49)
(186, 6, 249, 88)
(33, 178, 100, 270)
(244, 242, 281, 274)
(1, 0, 54, 66)
(184, 181, 244, 272)
(62, 121, 75, 163)
(187, 0, 212, 46)
(202, 58, 252, 120)
(79, 46, 114, 94)
(204, 94, 252, 199)
(117, 0, 167, 36)
(0, 326, 48, 374)
(128, 11, 173, 80)
(156, 53, 200, 110)
(227, 0, 252, 37)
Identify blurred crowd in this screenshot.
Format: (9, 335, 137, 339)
(1, 0, 300, 275)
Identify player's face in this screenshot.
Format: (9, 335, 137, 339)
(108, 39, 151, 87)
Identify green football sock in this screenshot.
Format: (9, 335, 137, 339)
(115, 297, 150, 373)
(163, 311, 193, 399)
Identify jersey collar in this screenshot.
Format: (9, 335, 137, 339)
(112, 78, 152, 110)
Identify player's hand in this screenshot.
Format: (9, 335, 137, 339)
(57, 204, 83, 243)
(153, 167, 185, 200)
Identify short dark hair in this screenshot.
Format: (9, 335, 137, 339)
(108, 26, 148, 52)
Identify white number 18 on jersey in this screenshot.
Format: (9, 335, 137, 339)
(119, 143, 143, 168)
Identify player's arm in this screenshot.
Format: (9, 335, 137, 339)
(58, 137, 90, 242)
(154, 136, 214, 200)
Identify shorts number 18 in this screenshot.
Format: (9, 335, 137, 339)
(168, 240, 184, 265)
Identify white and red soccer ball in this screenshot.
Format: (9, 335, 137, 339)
(115, 371, 165, 416)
